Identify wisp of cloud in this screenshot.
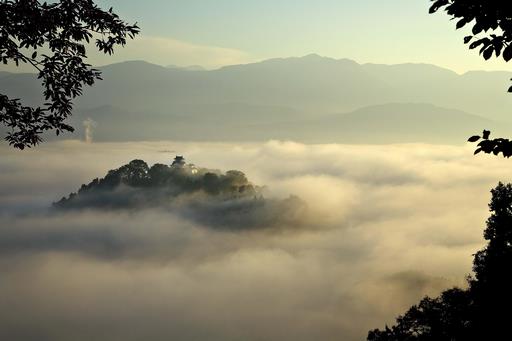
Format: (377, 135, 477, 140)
(1, 140, 511, 341)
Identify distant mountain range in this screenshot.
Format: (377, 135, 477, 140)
(166, 64, 206, 71)
(1, 54, 510, 144)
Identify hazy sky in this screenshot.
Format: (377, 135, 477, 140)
(3, 2, 512, 340)
(86, 0, 511, 72)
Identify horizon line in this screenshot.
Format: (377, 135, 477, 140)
(2, 54, 511, 75)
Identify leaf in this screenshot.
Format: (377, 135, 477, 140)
(474, 148, 482, 155)
(472, 23, 483, 35)
(483, 47, 494, 60)
(470, 40, 484, 50)
(456, 19, 468, 29)
(504, 46, 512, 62)
(464, 36, 473, 44)
(468, 135, 481, 142)
(493, 40, 503, 57)
(429, 0, 448, 14)
(31, 51, 37, 59)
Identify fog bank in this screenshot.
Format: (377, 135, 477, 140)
(1, 140, 510, 341)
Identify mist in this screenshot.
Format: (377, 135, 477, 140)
(82, 118, 97, 143)
(1, 140, 511, 341)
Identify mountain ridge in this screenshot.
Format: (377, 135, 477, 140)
(1, 55, 511, 144)
(56, 102, 498, 145)
(3, 55, 510, 75)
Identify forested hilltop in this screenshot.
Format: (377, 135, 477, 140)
(55, 156, 306, 230)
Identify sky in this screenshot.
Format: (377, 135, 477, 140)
(84, 0, 511, 73)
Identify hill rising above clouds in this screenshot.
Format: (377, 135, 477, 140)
(54, 157, 306, 230)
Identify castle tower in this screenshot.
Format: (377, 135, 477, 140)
(171, 155, 186, 167)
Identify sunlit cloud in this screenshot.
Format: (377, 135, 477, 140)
(0, 140, 510, 340)
(0, 35, 255, 73)
(89, 35, 255, 69)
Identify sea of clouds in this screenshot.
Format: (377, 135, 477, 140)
(1, 140, 511, 341)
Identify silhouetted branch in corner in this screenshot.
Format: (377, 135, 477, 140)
(429, 1, 512, 156)
(0, 0, 139, 149)
(429, 1, 512, 90)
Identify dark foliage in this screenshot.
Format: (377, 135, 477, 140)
(429, 1, 512, 69)
(0, 0, 139, 149)
(429, 1, 512, 157)
(468, 183, 512, 339)
(55, 160, 259, 209)
(467, 129, 512, 158)
(367, 288, 472, 341)
(54, 159, 307, 230)
(368, 182, 512, 340)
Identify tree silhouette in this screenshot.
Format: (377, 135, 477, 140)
(0, 0, 139, 149)
(367, 288, 472, 341)
(429, 1, 512, 157)
(429, 1, 512, 68)
(468, 182, 512, 339)
(368, 182, 512, 340)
